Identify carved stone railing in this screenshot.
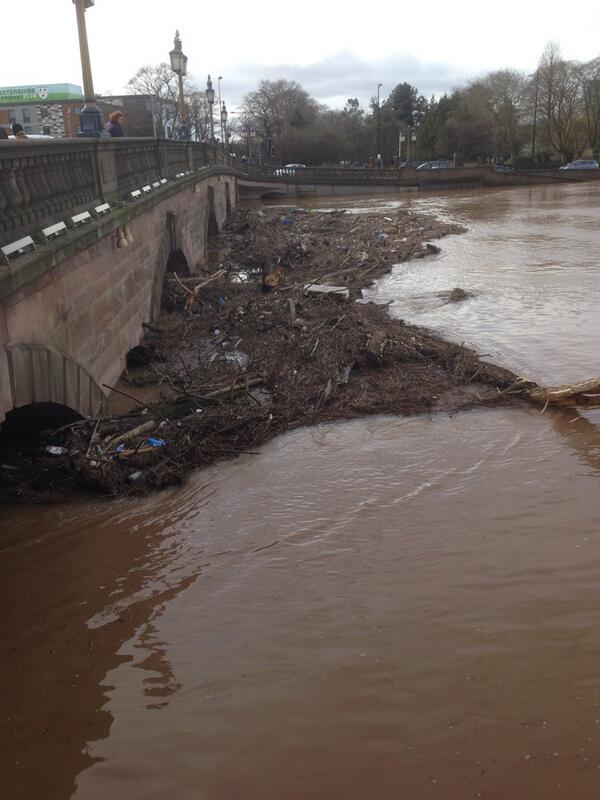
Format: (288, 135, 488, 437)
(244, 164, 408, 184)
(0, 138, 242, 249)
(0, 141, 99, 242)
(112, 139, 162, 196)
(159, 140, 191, 178)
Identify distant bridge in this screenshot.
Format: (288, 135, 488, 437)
(238, 163, 600, 199)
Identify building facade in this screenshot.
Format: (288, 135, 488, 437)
(0, 84, 84, 136)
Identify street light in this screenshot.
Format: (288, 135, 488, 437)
(217, 76, 223, 139)
(220, 101, 228, 151)
(169, 30, 189, 140)
(72, 0, 105, 137)
(377, 82, 383, 166)
(206, 75, 215, 143)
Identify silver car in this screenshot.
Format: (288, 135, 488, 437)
(559, 159, 599, 170)
(416, 160, 454, 170)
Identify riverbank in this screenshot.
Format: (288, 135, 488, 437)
(0, 205, 525, 502)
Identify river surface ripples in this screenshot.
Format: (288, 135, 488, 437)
(362, 182, 600, 385)
(3, 185, 600, 800)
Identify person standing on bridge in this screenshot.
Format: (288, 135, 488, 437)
(11, 123, 28, 140)
(106, 111, 124, 137)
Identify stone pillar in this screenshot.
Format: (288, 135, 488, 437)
(94, 140, 119, 201)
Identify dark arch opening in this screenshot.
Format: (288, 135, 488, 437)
(166, 248, 190, 275)
(225, 182, 232, 215)
(0, 402, 82, 442)
(207, 186, 219, 236)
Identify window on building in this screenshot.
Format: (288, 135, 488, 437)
(23, 109, 31, 123)
(40, 106, 48, 119)
(9, 110, 16, 123)
(43, 126, 51, 136)
(24, 126, 32, 134)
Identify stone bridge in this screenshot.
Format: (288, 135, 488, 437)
(0, 139, 241, 425)
(239, 163, 600, 199)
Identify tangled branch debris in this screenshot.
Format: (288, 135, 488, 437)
(1, 205, 538, 502)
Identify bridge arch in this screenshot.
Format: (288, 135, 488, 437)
(3, 344, 105, 424)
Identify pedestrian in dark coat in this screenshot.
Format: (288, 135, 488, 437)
(106, 112, 124, 137)
(11, 123, 28, 140)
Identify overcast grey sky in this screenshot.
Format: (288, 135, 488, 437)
(4, 0, 600, 110)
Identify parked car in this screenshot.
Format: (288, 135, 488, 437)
(416, 160, 454, 170)
(559, 159, 599, 170)
(8, 134, 54, 140)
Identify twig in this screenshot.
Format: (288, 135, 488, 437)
(202, 377, 264, 400)
(86, 416, 103, 458)
(178, 352, 193, 382)
(253, 539, 280, 553)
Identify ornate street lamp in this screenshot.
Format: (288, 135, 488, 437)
(376, 82, 383, 167)
(217, 76, 223, 139)
(205, 75, 215, 143)
(169, 30, 189, 139)
(220, 101, 228, 151)
(72, 0, 105, 137)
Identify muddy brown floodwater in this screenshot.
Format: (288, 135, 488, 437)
(3, 184, 600, 800)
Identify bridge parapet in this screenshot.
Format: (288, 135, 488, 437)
(245, 164, 408, 185)
(0, 139, 240, 249)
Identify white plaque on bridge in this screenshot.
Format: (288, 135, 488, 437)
(41, 221, 68, 241)
(70, 212, 92, 228)
(93, 203, 111, 217)
(1, 236, 36, 263)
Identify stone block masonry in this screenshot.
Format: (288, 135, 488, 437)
(0, 171, 237, 423)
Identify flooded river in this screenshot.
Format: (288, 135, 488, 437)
(3, 184, 600, 799)
(364, 181, 600, 385)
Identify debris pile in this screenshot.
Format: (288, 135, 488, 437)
(1, 206, 527, 502)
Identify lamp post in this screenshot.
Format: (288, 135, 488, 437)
(217, 76, 223, 140)
(206, 75, 215, 143)
(377, 82, 383, 167)
(169, 30, 189, 140)
(72, 0, 104, 137)
(220, 102, 228, 151)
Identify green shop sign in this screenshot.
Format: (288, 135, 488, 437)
(0, 84, 83, 106)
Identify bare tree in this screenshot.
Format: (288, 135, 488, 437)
(537, 42, 582, 161)
(128, 63, 180, 137)
(187, 90, 211, 142)
(581, 57, 600, 156)
(484, 70, 527, 160)
(243, 79, 320, 154)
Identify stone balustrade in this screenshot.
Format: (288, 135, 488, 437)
(245, 164, 407, 184)
(0, 138, 240, 248)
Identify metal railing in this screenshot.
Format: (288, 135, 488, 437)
(0, 138, 242, 248)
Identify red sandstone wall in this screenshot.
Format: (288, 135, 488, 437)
(0, 174, 237, 422)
